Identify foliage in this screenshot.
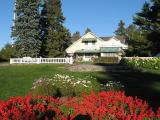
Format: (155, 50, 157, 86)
(11, 0, 71, 58)
(125, 24, 151, 57)
(101, 81, 124, 91)
(39, 2, 49, 57)
(0, 91, 159, 119)
(133, 0, 160, 55)
(85, 27, 92, 34)
(72, 31, 81, 42)
(44, 0, 71, 57)
(121, 57, 160, 70)
(0, 44, 14, 61)
(93, 57, 119, 64)
(31, 74, 100, 97)
(115, 20, 126, 36)
(12, 0, 41, 57)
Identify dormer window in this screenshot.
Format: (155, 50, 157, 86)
(83, 41, 96, 46)
(82, 38, 97, 46)
(82, 38, 97, 42)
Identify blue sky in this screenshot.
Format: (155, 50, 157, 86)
(0, 0, 148, 49)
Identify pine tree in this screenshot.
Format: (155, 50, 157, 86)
(39, 1, 49, 57)
(12, 0, 41, 57)
(44, 0, 71, 57)
(85, 28, 92, 34)
(125, 24, 151, 56)
(133, 0, 160, 55)
(115, 20, 126, 36)
(72, 31, 81, 42)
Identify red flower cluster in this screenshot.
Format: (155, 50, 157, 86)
(0, 96, 62, 120)
(0, 91, 159, 120)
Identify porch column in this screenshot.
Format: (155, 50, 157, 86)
(83, 53, 85, 61)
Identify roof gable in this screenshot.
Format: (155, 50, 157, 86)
(81, 32, 103, 41)
(100, 36, 126, 42)
(66, 32, 103, 52)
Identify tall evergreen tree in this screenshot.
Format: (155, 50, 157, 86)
(85, 28, 92, 34)
(115, 20, 126, 36)
(12, 0, 41, 57)
(72, 31, 81, 42)
(39, 1, 49, 57)
(133, 0, 160, 55)
(44, 0, 71, 57)
(125, 24, 151, 56)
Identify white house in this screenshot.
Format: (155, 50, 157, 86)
(66, 32, 128, 61)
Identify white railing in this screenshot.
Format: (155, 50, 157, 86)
(123, 57, 154, 60)
(10, 57, 73, 64)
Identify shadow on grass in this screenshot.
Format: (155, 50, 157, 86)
(94, 64, 160, 111)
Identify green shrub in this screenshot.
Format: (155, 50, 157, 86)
(31, 74, 100, 97)
(93, 57, 119, 64)
(0, 43, 14, 61)
(121, 57, 160, 70)
(101, 81, 124, 91)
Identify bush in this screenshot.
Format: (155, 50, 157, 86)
(93, 57, 119, 64)
(101, 81, 124, 91)
(0, 91, 159, 120)
(121, 58, 160, 70)
(0, 43, 14, 61)
(31, 74, 100, 97)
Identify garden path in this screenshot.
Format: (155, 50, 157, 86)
(67, 64, 133, 72)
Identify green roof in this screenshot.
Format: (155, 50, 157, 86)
(100, 47, 121, 53)
(82, 38, 97, 42)
(75, 49, 100, 53)
(75, 47, 122, 53)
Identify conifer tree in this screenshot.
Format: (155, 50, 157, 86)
(115, 20, 126, 36)
(72, 31, 81, 42)
(12, 0, 41, 57)
(44, 0, 71, 57)
(85, 28, 92, 34)
(133, 0, 160, 55)
(125, 24, 150, 56)
(39, 2, 49, 57)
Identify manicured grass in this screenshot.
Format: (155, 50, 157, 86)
(0, 63, 160, 110)
(102, 68, 160, 110)
(0, 64, 106, 100)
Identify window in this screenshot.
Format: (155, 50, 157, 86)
(84, 41, 88, 45)
(84, 41, 96, 45)
(92, 41, 95, 45)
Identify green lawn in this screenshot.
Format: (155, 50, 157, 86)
(103, 68, 160, 110)
(0, 64, 107, 100)
(0, 63, 160, 110)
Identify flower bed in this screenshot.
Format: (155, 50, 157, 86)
(121, 57, 160, 70)
(0, 91, 159, 120)
(31, 74, 100, 97)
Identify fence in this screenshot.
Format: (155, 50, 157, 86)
(10, 57, 73, 64)
(123, 57, 154, 60)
